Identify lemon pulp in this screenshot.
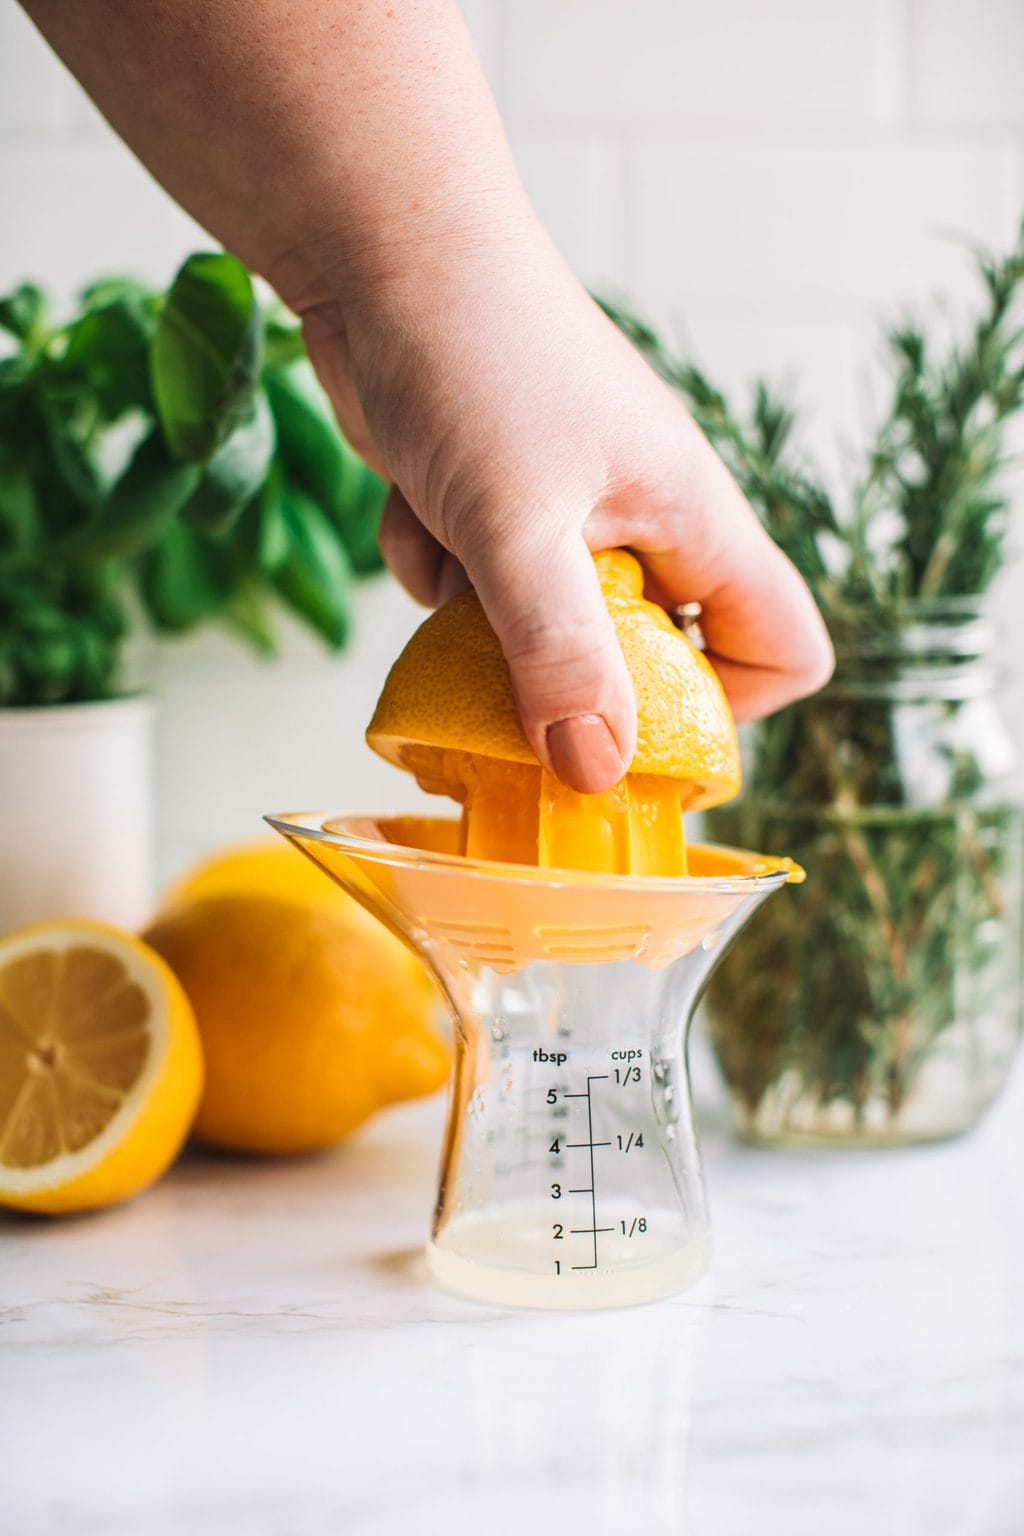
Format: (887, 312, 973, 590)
(414, 751, 692, 875)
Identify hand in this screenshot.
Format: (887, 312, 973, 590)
(299, 209, 833, 793)
(21, 0, 831, 794)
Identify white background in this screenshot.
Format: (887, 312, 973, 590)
(2, 0, 1023, 883)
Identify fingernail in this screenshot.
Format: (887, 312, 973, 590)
(546, 714, 624, 794)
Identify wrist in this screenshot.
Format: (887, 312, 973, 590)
(265, 172, 539, 321)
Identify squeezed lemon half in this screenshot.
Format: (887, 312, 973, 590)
(367, 549, 742, 874)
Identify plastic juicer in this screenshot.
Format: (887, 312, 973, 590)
(267, 810, 799, 1309)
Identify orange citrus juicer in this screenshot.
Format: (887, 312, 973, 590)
(267, 549, 803, 1308)
(265, 809, 800, 1308)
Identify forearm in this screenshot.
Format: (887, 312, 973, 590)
(19, 0, 531, 310)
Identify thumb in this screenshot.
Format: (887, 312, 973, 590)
(462, 530, 636, 793)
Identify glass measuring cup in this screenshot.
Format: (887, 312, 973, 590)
(267, 812, 798, 1309)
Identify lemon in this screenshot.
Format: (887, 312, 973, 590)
(366, 548, 741, 874)
(146, 845, 447, 1154)
(0, 920, 203, 1214)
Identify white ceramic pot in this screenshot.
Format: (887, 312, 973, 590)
(0, 698, 154, 933)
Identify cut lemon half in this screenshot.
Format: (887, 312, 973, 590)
(0, 921, 203, 1214)
(367, 549, 742, 876)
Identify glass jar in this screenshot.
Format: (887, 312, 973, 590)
(705, 601, 1024, 1144)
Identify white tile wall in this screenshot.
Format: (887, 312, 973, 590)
(0, 4, 65, 135)
(503, 0, 886, 127)
(632, 140, 1020, 306)
(910, 0, 1024, 126)
(1, 0, 1023, 878)
(511, 132, 628, 288)
(0, 142, 205, 293)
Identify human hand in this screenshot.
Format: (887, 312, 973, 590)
(297, 210, 834, 794)
(21, 0, 831, 792)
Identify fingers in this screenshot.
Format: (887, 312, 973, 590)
(643, 537, 834, 720)
(459, 523, 637, 792)
(379, 486, 469, 606)
(625, 443, 834, 721)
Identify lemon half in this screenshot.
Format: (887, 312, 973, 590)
(0, 920, 203, 1214)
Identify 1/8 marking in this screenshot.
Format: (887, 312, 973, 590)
(547, 1059, 648, 1275)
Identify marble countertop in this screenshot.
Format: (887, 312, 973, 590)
(4, 1051, 1024, 1536)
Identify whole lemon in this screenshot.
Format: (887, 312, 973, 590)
(145, 846, 447, 1154)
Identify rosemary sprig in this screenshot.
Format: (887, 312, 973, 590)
(603, 216, 1024, 624)
(604, 219, 1024, 1137)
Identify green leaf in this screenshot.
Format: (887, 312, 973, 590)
(2, 607, 77, 705)
(265, 359, 387, 571)
(222, 580, 277, 655)
(0, 591, 124, 705)
(339, 470, 388, 574)
(252, 461, 291, 573)
(0, 462, 40, 561)
(62, 296, 155, 418)
(273, 482, 352, 647)
(265, 360, 349, 502)
(138, 521, 233, 631)
(63, 428, 201, 562)
(71, 618, 119, 700)
(263, 315, 307, 370)
(43, 407, 103, 509)
(79, 276, 154, 310)
(180, 389, 276, 535)
(0, 284, 46, 343)
(152, 252, 260, 462)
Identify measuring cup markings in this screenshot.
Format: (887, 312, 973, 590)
(542, 1049, 657, 1278)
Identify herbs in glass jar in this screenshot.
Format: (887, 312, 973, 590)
(603, 221, 1024, 1143)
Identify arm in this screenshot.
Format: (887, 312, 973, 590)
(21, 0, 833, 790)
